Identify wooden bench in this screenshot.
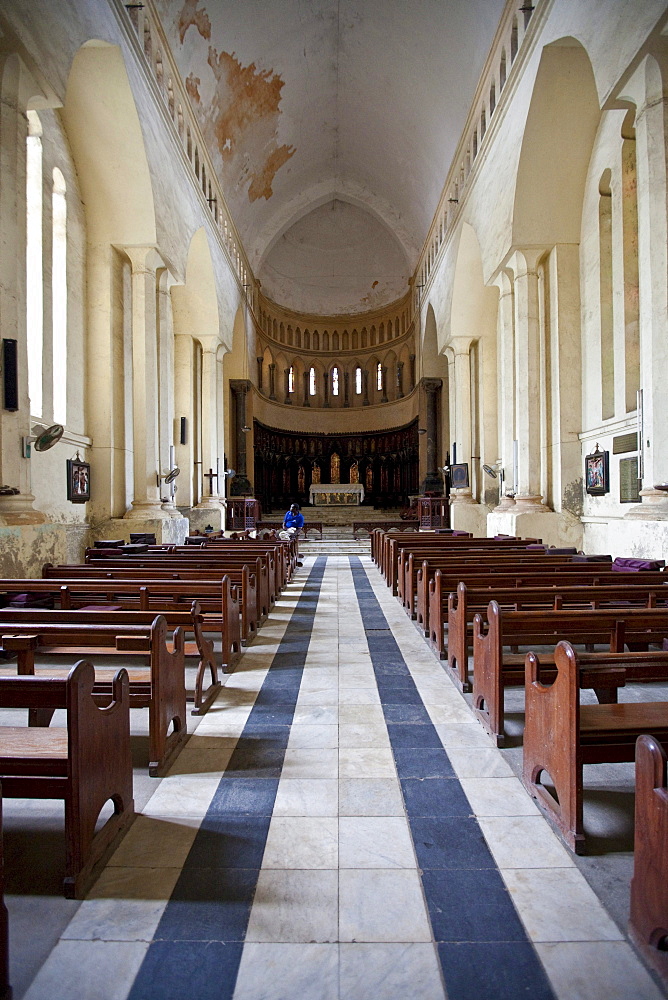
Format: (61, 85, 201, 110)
(522, 641, 668, 852)
(0, 575, 242, 675)
(0, 661, 134, 897)
(472, 603, 668, 745)
(629, 734, 668, 988)
(353, 520, 417, 539)
(44, 561, 260, 644)
(446, 579, 668, 689)
(257, 520, 323, 539)
(0, 603, 220, 715)
(0, 616, 187, 776)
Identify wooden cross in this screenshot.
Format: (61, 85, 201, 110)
(203, 468, 218, 492)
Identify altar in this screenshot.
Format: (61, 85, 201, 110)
(309, 484, 365, 505)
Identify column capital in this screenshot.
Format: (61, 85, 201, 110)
(505, 246, 550, 277)
(120, 245, 164, 274)
(421, 377, 442, 395)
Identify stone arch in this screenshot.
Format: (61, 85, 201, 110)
(512, 39, 600, 248)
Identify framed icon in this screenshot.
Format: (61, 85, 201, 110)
(450, 463, 470, 489)
(585, 448, 609, 496)
(67, 458, 90, 503)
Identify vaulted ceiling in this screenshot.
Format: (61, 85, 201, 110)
(156, 0, 506, 313)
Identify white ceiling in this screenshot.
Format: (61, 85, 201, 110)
(156, 0, 506, 312)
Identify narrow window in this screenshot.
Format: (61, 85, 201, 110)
(26, 111, 43, 417)
(332, 366, 339, 396)
(288, 365, 294, 393)
(376, 362, 382, 391)
(309, 367, 316, 395)
(355, 367, 362, 394)
(52, 168, 67, 425)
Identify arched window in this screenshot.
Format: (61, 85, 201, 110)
(288, 366, 294, 393)
(377, 362, 383, 391)
(309, 367, 316, 395)
(52, 167, 67, 425)
(332, 366, 339, 396)
(26, 111, 43, 418)
(355, 367, 362, 394)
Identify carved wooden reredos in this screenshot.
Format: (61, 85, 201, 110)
(254, 291, 417, 409)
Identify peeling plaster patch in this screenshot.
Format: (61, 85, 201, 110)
(248, 144, 295, 202)
(564, 477, 584, 517)
(372, 280, 379, 288)
(178, 0, 211, 44)
(206, 47, 295, 201)
(186, 72, 201, 102)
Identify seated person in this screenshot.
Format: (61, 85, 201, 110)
(280, 503, 304, 540)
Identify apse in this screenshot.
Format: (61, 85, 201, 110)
(258, 198, 410, 315)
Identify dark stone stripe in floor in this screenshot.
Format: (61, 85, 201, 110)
(349, 556, 556, 1000)
(127, 557, 328, 1000)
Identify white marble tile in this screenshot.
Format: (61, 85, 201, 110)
(446, 747, 515, 778)
(339, 943, 446, 1000)
(106, 815, 201, 867)
(339, 747, 397, 778)
(263, 816, 338, 869)
(338, 704, 386, 726)
(184, 732, 240, 749)
(503, 868, 624, 942)
(434, 722, 495, 748)
(459, 776, 540, 817)
(339, 869, 432, 943)
(292, 704, 339, 725)
(423, 698, 477, 724)
(287, 724, 339, 750)
(23, 941, 149, 1000)
(338, 687, 382, 706)
(273, 778, 339, 816)
(339, 722, 389, 749)
(166, 747, 233, 776)
(141, 775, 221, 818)
(281, 748, 339, 780)
(535, 942, 664, 1000)
(338, 778, 404, 816)
(62, 867, 179, 942)
(339, 816, 416, 868)
(233, 944, 339, 1000)
(245, 870, 339, 943)
(478, 815, 577, 869)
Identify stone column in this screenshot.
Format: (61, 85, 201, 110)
(421, 377, 442, 493)
(230, 379, 252, 495)
(0, 54, 44, 524)
(493, 270, 516, 510)
(621, 57, 668, 519)
(123, 246, 168, 520)
(449, 338, 476, 505)
(284, 368, 291, 404)
(362, 369, 370, 406)
(381, 366, 388, 403)
(303, 371, 310, 406)
(268, 363, 276, 401)
(344, 370, 350, 407)
(256, 357, 263, 391)
(409, 354, 416, 391)
(396, 361, 404, 399)
(323, 371, 330, 407)
(508, 249, 550, 512)
(196, 337, 224, 509)
(156, 269, 182, 516)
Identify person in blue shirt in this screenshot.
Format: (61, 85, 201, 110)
(282, 503, 304, 538)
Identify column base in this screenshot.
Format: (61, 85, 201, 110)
(195, 495, 226, 511)
(487, 508, 583, 548)
(124, 500, 173, 520)
(449, 488, 476, 505)
(493, 496, 516, 513)
(182, 507, 225, 534)
(421, 474, 444, 493)
(97, 516, 189, 545)
(513, 494, 551, 513)
(624, 488, 668, 521)
(450, 500, 489, 536)
(0, 492, 46, 525)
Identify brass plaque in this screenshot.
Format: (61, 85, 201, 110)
(613, 432, 638, 455)
(619, 457, 640, 502)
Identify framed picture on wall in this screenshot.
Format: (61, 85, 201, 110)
(585, 448, 609, 496)
(450, 463, 470, 489)
(67, 458, 90, 503)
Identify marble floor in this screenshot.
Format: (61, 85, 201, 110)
(4, 555, 667, 999)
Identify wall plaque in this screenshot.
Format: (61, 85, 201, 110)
(619, 457, 640, 503)
(613, 432, 638, 455)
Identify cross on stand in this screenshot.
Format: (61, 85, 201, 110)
(203, 468, 218, 494)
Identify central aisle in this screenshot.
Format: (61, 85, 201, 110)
(24, 556, 663, 1000)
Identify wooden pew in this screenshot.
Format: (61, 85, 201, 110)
(0, 604, 220, 715)
(257, 520, 323, 539)
(629, 734, 668, 988)
(44, 561, 260, 644)
(522, 641, 668, 853)
(353, 520, 418, 539)
(472, 603, 668, 745)
(446, 579, 668, 689)
(0, 576, 242, 674)
(427, 564, 665, 654)
(0, 661, 135, 897)
(0, 616, 187, 776)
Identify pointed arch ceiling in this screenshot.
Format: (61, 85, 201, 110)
(156, 0, 505, 312)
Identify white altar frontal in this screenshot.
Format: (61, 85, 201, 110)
(309, 484, 365, 505)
